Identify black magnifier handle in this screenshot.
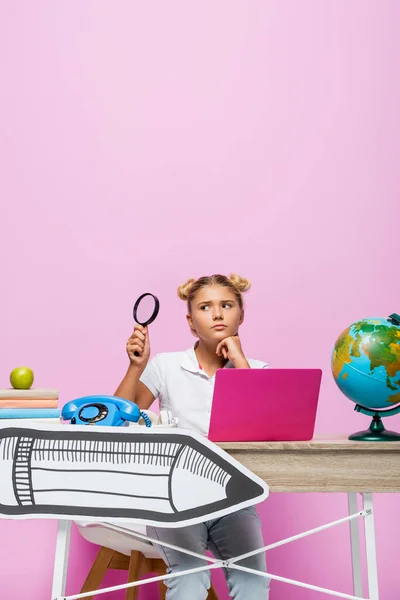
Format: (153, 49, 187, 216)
(133, 293, 160, 357)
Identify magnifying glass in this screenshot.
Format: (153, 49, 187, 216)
(133, 293, 160, 357)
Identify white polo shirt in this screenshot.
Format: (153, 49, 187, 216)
(139, 346, 268, 436)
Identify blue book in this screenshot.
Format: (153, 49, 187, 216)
(0, 408, 60, 419)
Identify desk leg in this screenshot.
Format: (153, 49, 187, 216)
(348, 493, 363, 598)
(51, 519, 72, 600)
(362, 494, 379, 600)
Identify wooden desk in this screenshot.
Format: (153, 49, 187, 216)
(52, 437, 400, 600)
(218, 436, 400, 600)
(218, 436, 400, 492)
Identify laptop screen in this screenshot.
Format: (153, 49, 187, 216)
(208, 368, 322, 442)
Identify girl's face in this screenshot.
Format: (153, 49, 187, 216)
(187, 285, 244, 344)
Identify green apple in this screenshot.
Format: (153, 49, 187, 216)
(10, 366, 34, 390)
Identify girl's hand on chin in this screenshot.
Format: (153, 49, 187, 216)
(216, 335, 246, 365)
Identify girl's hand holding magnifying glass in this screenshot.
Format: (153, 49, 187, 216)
(127, 325, 151, 368)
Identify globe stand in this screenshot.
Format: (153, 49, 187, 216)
(349, 404, 400, 441)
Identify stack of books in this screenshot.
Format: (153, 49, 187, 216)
(0, 388, 60, 424)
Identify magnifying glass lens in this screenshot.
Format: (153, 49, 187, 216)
(135, 295, 157, 325)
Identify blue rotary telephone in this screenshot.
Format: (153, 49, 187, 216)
(61, 395, 152, 427)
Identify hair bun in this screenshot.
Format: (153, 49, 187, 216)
(177, 278, 196, 301)
(228, 273, 251, 293)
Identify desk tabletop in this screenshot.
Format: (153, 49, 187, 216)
(218, 436, 400, 492)
(218, 435, 400, 452)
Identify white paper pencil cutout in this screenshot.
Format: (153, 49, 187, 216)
(0, 424, 268, 527)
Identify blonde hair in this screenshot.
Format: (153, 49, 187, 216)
(177, 274, 251, 313)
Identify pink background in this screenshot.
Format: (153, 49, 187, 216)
(1, 1, 399, 598)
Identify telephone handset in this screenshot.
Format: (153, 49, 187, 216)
(61, 395, 152, 427)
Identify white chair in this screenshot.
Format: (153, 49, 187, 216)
(76, 521, 219, 600)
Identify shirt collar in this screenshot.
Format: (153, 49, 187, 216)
(180, 344, 234, 374)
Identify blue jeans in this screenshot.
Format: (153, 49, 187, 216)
(147, 505, 269, 599)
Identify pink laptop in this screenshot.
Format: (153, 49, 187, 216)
(208, 369, 322, 442)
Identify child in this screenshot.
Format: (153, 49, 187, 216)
(115, 274, 270, 599)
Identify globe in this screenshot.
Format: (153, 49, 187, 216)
(332, 313, 400, 440)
